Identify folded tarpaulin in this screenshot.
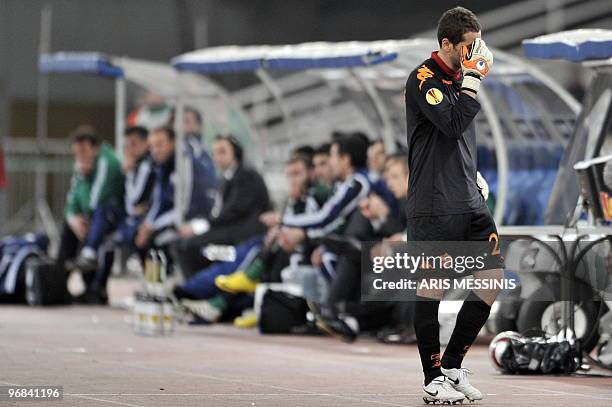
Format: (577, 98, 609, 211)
(171, 41, 399, 73)
(39, 52, 124, 77)
(39, 53, 220, 100)
(522, 29, 612, 62)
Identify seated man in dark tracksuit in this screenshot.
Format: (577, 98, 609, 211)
(177, 107, 218, 234)
(135, 127, 215, 256)
(58, 126, 124, 304)
(116, 126, 155, 254)
(172, 134, 271, 278)
(366, 137, 400, 215)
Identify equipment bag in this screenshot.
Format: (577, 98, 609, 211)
(0, 234, 48, 303)
(501, 336, 581, 374)
(25, 256, 69, 306)
(258, 289, 308, 334)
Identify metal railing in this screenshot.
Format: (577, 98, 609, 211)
(2, 137, 72, 236)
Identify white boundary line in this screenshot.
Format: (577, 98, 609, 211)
(0, 380, 145, 407)
(492, 381, 612, 401)
(66, 393, 422, 396)
(63, 392, 612, 397)
(66, 395, 145, 407)
(96, 360, 413, 407)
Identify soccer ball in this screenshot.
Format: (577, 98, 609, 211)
(488, 331, 524, 372)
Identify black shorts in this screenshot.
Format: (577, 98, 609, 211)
(407, 206, 497, 241)
(406, 206, 505, 269)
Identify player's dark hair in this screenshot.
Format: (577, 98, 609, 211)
(124, 125, 149, 140)
(214, 134, 244, 163)
(70, 124, 100, 146)
(437, 6, 481, 46)
(331, 131, 369, 170)
(314, 143, 331, 156)
(353, 131, 372, 147)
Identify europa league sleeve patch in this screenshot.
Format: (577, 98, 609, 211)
(425, 88, 443, 105)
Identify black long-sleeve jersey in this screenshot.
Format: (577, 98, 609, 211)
(125, 154, 155, 217)
(404, 51, 486, 218)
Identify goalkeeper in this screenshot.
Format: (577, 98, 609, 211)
(404, 6, 504, 405)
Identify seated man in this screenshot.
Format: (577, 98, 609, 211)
(307, 143, 334, 207)
(117, 126, 155, 253)
(182, 107, 208, 156)
(313, 143, 334, 186)
(135, 125, 217, 253)
(172, 134, 271, 278)
(366, 137, 399, 216)
(58, 126, 124, 304)
(178, 107, 217, 225)
(135, 127, 177, 251)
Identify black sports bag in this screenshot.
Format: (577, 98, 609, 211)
(258, 289, 308, 334)
(25, 257, 70, 306)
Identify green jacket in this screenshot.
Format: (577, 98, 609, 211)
(65, 144, 124, 218)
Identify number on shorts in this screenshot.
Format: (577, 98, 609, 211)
(489, 233, 500, 255)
